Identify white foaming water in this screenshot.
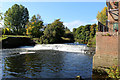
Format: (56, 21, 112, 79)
(20, 44, 89, 53)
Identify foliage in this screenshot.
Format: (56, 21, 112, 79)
(102, 33, 111, 36)
(92, 68, 109, 79)
(32, 38, 40, 44)
(0, 12, 3, 21)
(39, 35, 49, 44)
(1, 35, 30, 41)
(87, 24, 97, 47)
(2, 27, 12, 35)
(64, 27, 74, 42)
(26, 14, 43, 38)
(3, 4, 98, 44)
(87, 36, 96, 47)
(96, 25, 98, 32)
(89, 24, 96, 39)
(96, 7, 108, 26)
(4, 4, 29, 35)
(105, 65, 120, 79)
(40, 19, 65, 44)
(73, 24, 97, 44)
(73, 28, 77, 37)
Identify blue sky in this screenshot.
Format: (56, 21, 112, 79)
(1, 2, 106, 31)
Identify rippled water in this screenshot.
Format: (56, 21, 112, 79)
(1, 47, 94, 79)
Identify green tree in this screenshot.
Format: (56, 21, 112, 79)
(87, 24, 97, 47)
(26, 14, 43, 38)
(4, 4, 29, 34)
(73, 24, 97, 44)
(64, 27, 74, 42)
(30, 14, 41, 22)
(0, 13, 3, 22)
(0, 12, 4, 36)
(89, 24, 97, 39)
(73, 28, 76, 37)
(96, 7, 108, 26)
(40, 19, 65, 44)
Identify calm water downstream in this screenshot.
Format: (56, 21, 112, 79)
(1, 45, 94, 79)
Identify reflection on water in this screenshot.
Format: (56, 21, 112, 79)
(2, 49, 93, 79)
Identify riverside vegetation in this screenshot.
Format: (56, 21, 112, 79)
(1, 4, 97, 47)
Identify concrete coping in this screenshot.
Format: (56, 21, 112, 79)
(96, 32, 118, 36)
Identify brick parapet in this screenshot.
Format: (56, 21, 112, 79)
(96, 32, 118, 56)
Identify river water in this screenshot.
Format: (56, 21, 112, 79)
(1, 44, 94, 79)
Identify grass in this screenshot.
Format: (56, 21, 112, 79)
(61, 37, 71, 41)
(2, 35, 30, 37)
(0, 35, 30, 41)
(32, 38, 40, 44)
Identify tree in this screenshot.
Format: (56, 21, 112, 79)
(30, 14, 41, 22)
(89, 24, 97, 39)
(87, 24, 97, 47)
(26, 14, 43, 37)
(0, 13, 3, 22)
(96, 7, 108, 26)
(40, 19, 65, 44)
(73, 24, 97, 44)
(4, 4, 29, 34)
(63, 27, 74, 42)
(0, 12, 3, 29)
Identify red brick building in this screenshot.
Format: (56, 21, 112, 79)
(93, 0, 120, 68)
(107, 0, 119, 32)
(98, 0, 119, 32)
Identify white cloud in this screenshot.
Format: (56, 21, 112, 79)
(63, 20, 86, 32)
(63, 19, 98, 32)
(91, 19, 97, 22)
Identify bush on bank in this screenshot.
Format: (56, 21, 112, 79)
(105, 65, 120, 79)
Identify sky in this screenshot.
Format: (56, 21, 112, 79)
(1, 2, 107, 31)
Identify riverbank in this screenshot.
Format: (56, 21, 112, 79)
(2, 37, 36, 48)
(92, 68, 110, 79)
(1, 35, 75, 48)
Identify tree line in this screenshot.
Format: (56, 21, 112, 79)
(1, 4, 107, 45)
(73, 24, 97, 44)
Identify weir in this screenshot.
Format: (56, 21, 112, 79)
(20, 44, 92, 53)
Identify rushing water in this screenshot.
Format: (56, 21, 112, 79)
(1, 44, 94, 79)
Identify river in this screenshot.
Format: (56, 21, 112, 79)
(1, 44, 95, 79)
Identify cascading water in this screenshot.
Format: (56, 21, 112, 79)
(20, 44, 90, 53)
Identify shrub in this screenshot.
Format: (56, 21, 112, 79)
(106, 33, 111, 36)
(102, 33, 111, 36)
(105, 65, 120, 79)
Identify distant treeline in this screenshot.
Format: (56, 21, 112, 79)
(2, 4, 97, 45)
(73, 24, 97, 45)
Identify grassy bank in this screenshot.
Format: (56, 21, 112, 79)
(2, 35, 35, 48)
(1, 35, 74, 44)
(1, 35, 30, 41)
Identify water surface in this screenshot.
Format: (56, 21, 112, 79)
(1, 46, 93, 79)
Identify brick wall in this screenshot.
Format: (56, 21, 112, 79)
(93, 32, 118, 68)
(96, 32, 118, 55)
